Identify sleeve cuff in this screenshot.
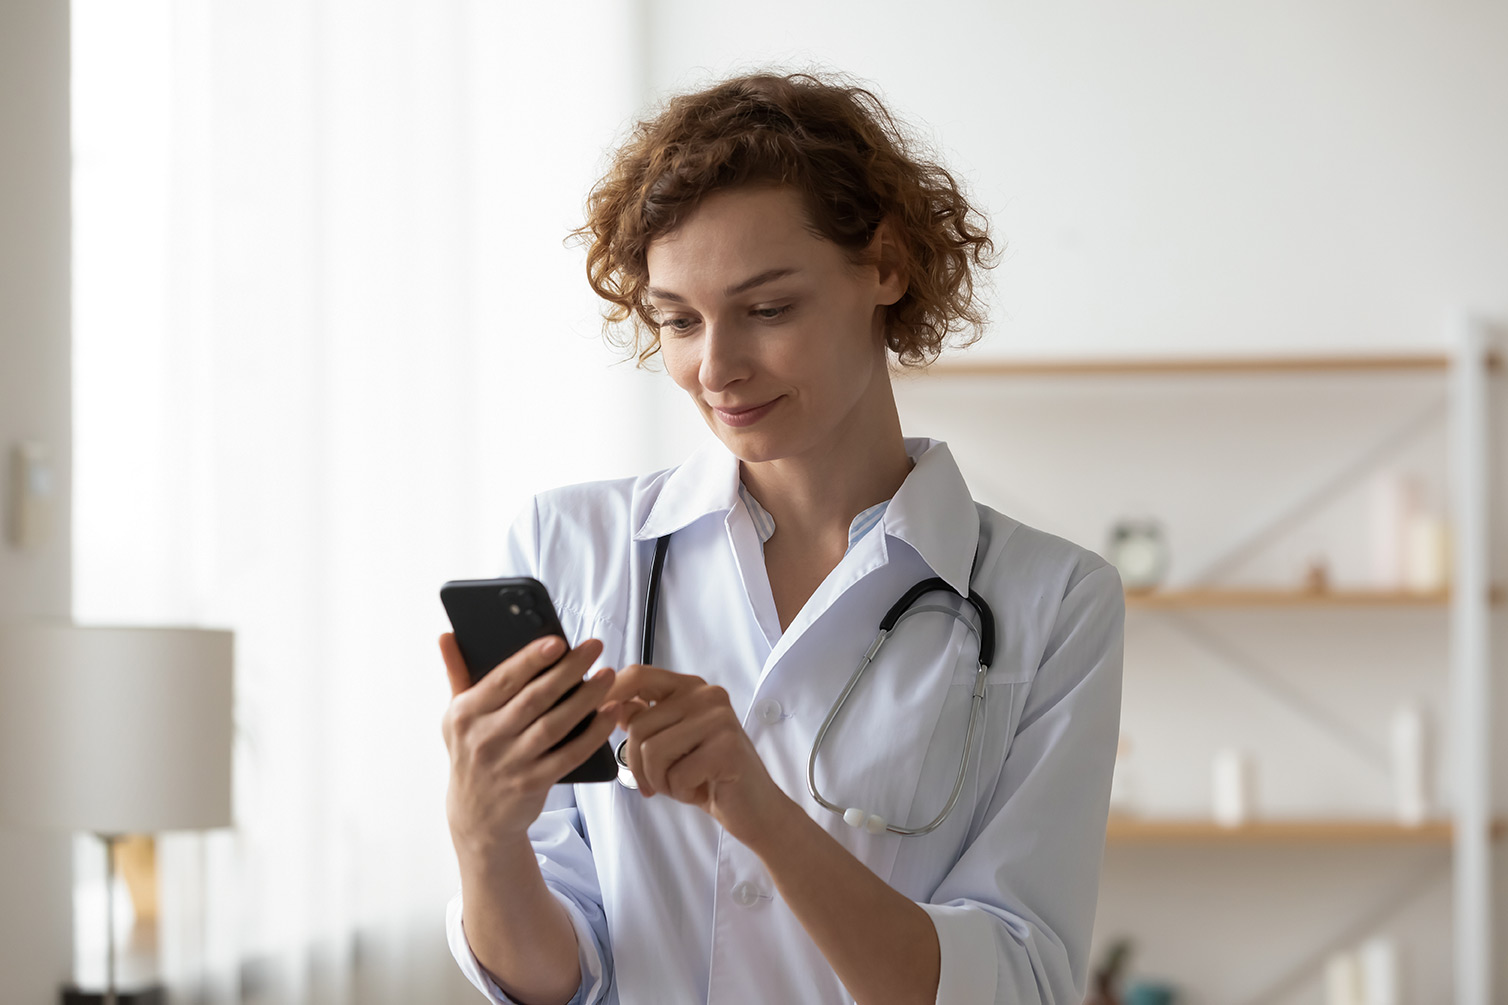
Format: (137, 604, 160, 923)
(920, 902, 1000, 1005)
(446, 889, 606, 1005)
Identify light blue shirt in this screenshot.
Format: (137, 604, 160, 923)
(735, 482, 889, 555)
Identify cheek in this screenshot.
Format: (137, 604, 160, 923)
(660, 342, 702, 394)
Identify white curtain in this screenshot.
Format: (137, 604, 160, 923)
(72, 2, 668, 1002)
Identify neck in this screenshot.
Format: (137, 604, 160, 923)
(738, 368, 912, 553)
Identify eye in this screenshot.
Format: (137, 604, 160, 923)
(657, 316, 697, 334)
(752, 305, 791, 321)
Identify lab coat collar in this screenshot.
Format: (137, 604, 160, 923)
(633, 437, 741, 542)
(633, 436, 980, 594)
(885, 438, 980, 596)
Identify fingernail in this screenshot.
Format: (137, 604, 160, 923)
(590, 666, 613, 681)
(539, 637, 564, 657)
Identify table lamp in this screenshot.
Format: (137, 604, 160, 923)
(0, 621, 234, 1005)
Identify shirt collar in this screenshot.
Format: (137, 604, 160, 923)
(739, 483, 889, 555)
(634, 436, 980, 593)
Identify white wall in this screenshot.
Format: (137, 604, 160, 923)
(639, 3, 1507, 1002)
(643, 0, 1508, 358)
(0, 0, 77, 1000)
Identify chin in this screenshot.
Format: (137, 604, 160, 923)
(709, 422, 829, 468)
(713, 430, 786, 465)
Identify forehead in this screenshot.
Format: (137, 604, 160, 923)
(645, 186, 836, 291)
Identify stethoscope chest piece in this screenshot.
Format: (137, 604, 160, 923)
(614, 738, 638, 789)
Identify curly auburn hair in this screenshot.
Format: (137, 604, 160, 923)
(570, 69, 998, 368)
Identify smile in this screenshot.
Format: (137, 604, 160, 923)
(710, 398, 780, 427)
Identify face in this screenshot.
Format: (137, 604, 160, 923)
(645, 185, 906, 466)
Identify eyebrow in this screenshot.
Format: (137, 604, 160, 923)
(646, 267, 802, 304)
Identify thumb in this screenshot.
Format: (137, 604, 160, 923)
(438, 632, 471, 697)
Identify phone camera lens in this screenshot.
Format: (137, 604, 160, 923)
(499, 587, 534, 611)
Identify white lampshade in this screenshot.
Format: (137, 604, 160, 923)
(0, 621, 234, 834)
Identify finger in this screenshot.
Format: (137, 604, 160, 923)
(534, 701, 622, 787)
(605, 664, 695, 707)
(637, 707, 726, 798)
(615, 697, 651, 729)
(455, 634, 571, 716)
(622, 698, 711, 797)
(618, 690, 701, 742)
(495, 638, 606, 737)
(439, 633, 470, 697)
(624, 710, 652, 796)
(663, 740, 730, 806)
(519, 666, 617, 755)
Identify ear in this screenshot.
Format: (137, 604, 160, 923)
(866, 217, 908, 308)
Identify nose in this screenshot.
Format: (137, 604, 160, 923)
(697, 319, 747, 394)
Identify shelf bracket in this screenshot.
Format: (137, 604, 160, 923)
(1182, 394, 1447, 587)
(1159, 612, 1390, 776)
(1237, 857, 1448, 1005)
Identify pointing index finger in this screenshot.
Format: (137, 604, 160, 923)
(604, 664, 691, 707)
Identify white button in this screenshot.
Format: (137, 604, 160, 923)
(731, 882, 761, 908)
(754, 699, 783, 724)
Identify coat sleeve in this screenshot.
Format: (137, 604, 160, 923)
(919, 560, 1125, 1005)
(445, 496, 615, 1005)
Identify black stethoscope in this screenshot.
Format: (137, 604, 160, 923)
(615, 533, 996, 836)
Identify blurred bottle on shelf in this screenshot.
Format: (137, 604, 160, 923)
(1108, 735, 1138, 817)
(1390, 702, 1431, 826)
(1403, 511, 1450, 593)
(1369, 471, 1419, 590)
(1369, 470, 1451, 593)
(1326, 950, 1365, 1005)
(1212, 747, 1253, 828)
(1326, 938, 1400, 1005)
(1358, 937, 1400, 1005)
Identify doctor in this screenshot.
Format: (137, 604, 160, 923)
(440, 71, 1124, 1005)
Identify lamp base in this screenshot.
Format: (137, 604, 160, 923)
(61, 984, 166, 1005)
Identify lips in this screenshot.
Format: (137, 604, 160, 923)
(710, 397, 780, 428)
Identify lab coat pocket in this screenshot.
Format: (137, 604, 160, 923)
(809, 614, 983, 838)
(554, 605, 626, 677)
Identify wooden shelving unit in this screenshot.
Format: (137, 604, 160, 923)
(1105, 816, 1508, 846)
(911, 333, 1500, 1003)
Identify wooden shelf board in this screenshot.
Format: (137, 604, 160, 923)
(1106, 817, 1508, 845)
(1124, 585, 1505, 608)
(921, 351, 1502, 378)
(1128, 587, 1448, 608)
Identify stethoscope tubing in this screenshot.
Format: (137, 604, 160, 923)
(806, 601, 990, 835)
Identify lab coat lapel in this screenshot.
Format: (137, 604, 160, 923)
(754, 438, 979, 677)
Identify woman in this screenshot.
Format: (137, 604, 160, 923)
(440, 70, 1124, 1005)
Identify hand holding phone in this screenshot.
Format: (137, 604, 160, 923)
(440, 577, 620, 789)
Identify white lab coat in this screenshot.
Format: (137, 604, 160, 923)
(447, 437, 1124, 1004)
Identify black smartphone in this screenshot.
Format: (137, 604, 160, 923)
(440, 576, 618, 784)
